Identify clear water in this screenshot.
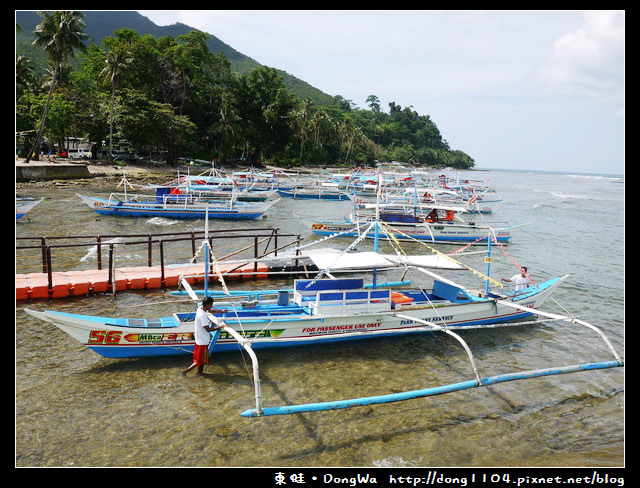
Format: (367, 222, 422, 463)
(15, 169, 624, 467)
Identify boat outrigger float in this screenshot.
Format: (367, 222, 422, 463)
(234, 303, 623, 417)
(24, 186, 624, 418)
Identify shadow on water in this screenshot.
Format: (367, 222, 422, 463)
(267, 384, 624, 466)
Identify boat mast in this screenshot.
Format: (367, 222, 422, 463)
(485, 235, 492, 294)
(204, 209, 209, 297)
(373, 175, 384, 288)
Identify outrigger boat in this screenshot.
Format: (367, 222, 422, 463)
(277, 185, 350, 200)
(24, 271, 569, 358)
(25, 187, 623, 418)
(23, 208, 556, 361)
(159, 175, 278, 202)
(23, 251, 623, 418)
(300, 203, 522, 244)
(350, 185, 497, 214)
(16, 197, 44, 221)
(76, 192, 279, 220)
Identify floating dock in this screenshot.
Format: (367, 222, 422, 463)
(16, 228, 306, 301)
(15, 262, 270, 300)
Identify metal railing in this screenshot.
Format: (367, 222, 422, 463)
(16, 228, 303, 291)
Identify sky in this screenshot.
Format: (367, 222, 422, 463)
(138, 10, 625, 175)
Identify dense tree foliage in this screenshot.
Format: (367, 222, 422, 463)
(22, 11, 90, 163)
(16, 12, 475, 169)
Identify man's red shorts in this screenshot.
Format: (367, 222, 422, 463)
(193, 344, 210, 366)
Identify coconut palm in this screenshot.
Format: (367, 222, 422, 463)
(16, 54, 40, 99)
(293, 99, 314, 163)
(24, 11, 90, 163)
(210, 96, 241, 163)
(100, 46, 132, 163)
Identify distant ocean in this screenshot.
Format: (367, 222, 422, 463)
(480, 167, 624, 179)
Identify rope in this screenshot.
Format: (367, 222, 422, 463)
(193, 236, 256, 381)
(378, 221, 504, 289)
(189, 240, 206, 264)
(209, 304, 256, 382)
(548, 296, 577, 319)
(207, 245, 230, 295)
(449, 208, 504, 254)
(308, 221, 376, 284)
(491, 239, 537, 286)
(449, 235, 490, 254)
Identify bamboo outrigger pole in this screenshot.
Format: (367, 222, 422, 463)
(241, 358, 621, 418)
(240, 305, 623, 418)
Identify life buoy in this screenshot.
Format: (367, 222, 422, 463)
(467, 195, 478, 205)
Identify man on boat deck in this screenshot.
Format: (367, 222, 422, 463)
(426, 209, 440, 222)
(182, 296, 226, 376)
(501, 267, 532, 291)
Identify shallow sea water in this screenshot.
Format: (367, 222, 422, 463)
(15, 169, 624, 469)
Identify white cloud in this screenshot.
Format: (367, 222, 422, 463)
(137, 10, 624, 174)
(536, 10, 625, 98)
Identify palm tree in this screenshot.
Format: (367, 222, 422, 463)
(100, 46, 132, 163)
(293, 99, 313, 163)
(310, 110, 331, 151)
(24, 11, 89, 163)
(16, 54, 40, 99)
(210, 95, 241, 162)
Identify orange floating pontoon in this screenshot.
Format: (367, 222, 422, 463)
(15, 262, 270, 300)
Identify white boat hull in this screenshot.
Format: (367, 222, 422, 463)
(16, 198, 44, 220)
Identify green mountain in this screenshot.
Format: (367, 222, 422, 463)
(15, 10, 335, 106)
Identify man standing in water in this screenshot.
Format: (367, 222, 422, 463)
(182, 296, 226, 376)
(501, 266, 532, 291)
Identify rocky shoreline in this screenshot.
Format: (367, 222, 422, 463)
(15, 159, 343, 190)
(15, 159, 177, 189)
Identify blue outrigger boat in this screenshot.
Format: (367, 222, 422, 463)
(299, 202, 524, 244)
(76, 191, 279, 220)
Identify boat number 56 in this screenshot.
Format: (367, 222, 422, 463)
(88, 330, 122, 344)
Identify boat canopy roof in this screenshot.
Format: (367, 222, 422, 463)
(360, 202, 468, 213)
(301, 248, 464, 271)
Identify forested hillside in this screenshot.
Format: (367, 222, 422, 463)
(15, 10, 335, 106)
(16, 11, 474, 169)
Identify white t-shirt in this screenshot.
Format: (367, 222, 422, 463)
(510, 274, 532, 291)
(194, 307, 216, 345)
